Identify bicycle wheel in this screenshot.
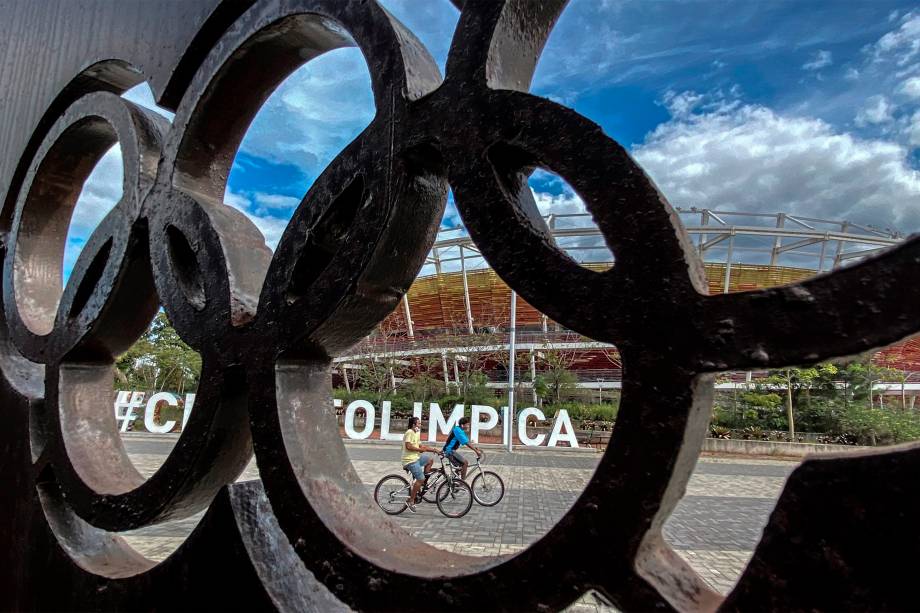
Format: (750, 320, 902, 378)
(436, 479, 474, 518)
(421, 470, 445, 503)
(374, 475, 410, 515)
(471, 471, 505, 506)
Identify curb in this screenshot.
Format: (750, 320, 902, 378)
(120, 432, 602, 454)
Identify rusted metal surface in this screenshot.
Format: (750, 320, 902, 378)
(1, 0, 918, 611)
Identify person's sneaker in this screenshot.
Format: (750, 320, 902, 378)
(405, 500, 417, 513)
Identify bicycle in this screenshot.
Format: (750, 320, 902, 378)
(424, 450, 505, 507)
(374, 453, 474, 518)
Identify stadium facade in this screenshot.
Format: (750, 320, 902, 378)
(335, 208, 914, 393)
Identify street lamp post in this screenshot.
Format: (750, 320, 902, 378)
(507, 290, 517, 452)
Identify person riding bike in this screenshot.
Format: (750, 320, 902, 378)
(402, 416, 439, 512)
(443, 416, 482, 481)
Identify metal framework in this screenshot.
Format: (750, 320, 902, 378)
(423, 209, 901, 278)
(341, 210, 902, 376)
(2, 1, 919, 612)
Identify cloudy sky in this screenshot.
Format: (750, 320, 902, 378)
(69, 0, 920, 275)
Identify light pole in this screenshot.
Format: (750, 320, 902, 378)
(507, 290, 517, 452)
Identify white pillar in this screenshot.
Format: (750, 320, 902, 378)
(833, 221, 849, 269)
(770, 213, 785, 267)
(441, 352, 450, 391)
(460, 245, 474, 334)
(530, 350, 537, 404)
(817, 235, 828, 272)
(507, 290, 517, 452)
(403, 294, 414, 338)
(722, 234, 735, 294)
(342, 366, 351, 392)
(698, 209, 710, 257)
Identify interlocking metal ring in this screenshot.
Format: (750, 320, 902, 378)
(4, 0, 920, 610)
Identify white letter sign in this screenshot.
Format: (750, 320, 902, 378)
(378, 401, 403, 441)
(144, 392, 178, 434)
(547, 409, 579, 448)
(344, 400, 375, 440)
(517, 407, 546, 446)
(470, 405, 498, 443)
(428, 402, 464, 442)
(114, 391, 145, 433)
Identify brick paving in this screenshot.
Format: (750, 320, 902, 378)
(119, 435, 796, 601)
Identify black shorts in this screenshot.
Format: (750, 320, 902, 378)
(445, 450, 466, 467)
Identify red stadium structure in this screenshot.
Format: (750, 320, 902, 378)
(335, 208, 913, 394)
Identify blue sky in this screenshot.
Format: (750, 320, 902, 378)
(69, 0, 920, 274)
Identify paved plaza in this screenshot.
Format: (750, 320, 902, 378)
(121, 434, 796, 599)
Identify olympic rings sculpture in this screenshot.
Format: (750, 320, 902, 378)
(2, 1, 919, 611)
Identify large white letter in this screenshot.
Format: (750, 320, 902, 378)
(547, 409, 579, 448)
(470, 405, 498, 443)
(114, 391, 145, 433)
(344, 400, 375, 439)
(428, 402, 464, 442)
(144, 392, 178, 434)
(517, 407, 546, 446)
(181, 393, 196, 430)
(379, 401, 403, 441)
(114, 390, 130, 422)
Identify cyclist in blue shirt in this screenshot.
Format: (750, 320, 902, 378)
(443, 417, 482, 481)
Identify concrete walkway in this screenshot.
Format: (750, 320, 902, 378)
(120, 435, 797, 604)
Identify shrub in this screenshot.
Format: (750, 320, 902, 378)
(544, 402, 618, 422)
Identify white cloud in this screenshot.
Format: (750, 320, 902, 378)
(223, 189, 251, 210)
(663, 90, 704, 119)
(378, 0, 459, 76)
(633, 100, 920, 232)
(803, 50, 833, 71)
(236, 48, 375, 178)
(65, 146, 123, 271)
(441, 194, 462, 229)
(253, 193, 300, 211)
(868, 11, 920, 67)
(856, 95, 895, 126)
(222, 192, 288, 251)
(899, 76, 920, 99)
(531, 187, 586, 217)
(529, 183, 614, 263)
(244, 215, 288, 251)
(908, 111, 920, 146)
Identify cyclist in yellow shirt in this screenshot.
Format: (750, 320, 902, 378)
(402, 416, 439, 512)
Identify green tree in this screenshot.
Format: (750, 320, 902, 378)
(352, 357, 405, 402)
(538, 347, 578, 405)
(766, 366, 825, 438)
(845, 360, 892, 409)
(403, 356, 445, 404)
(115, 312, 201, 393)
